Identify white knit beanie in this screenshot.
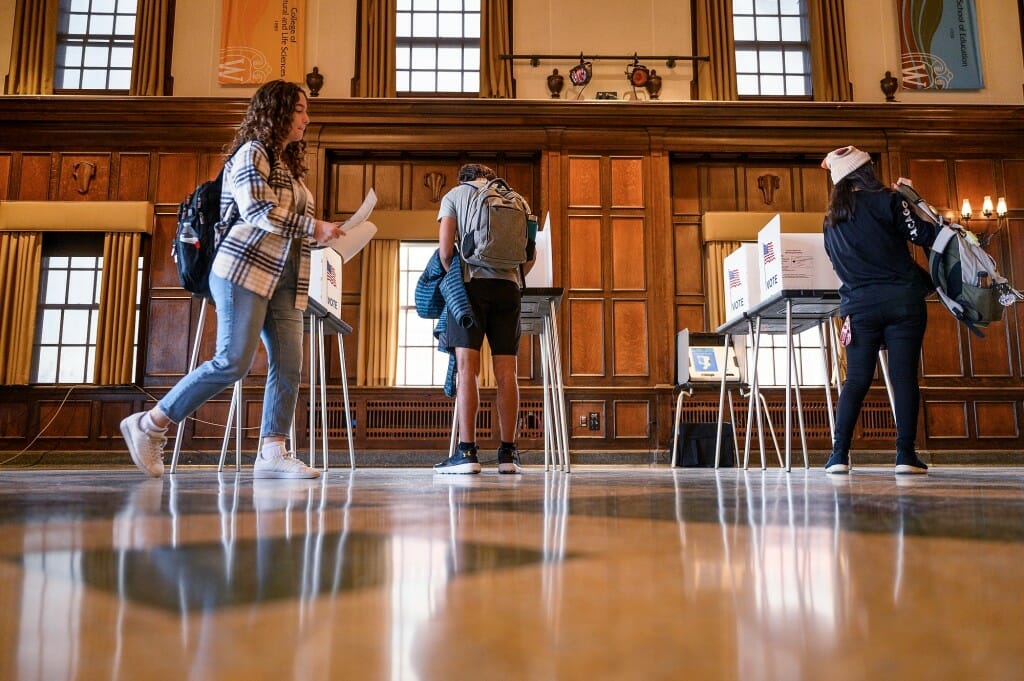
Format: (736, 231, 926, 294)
(821, 146, 871, 184)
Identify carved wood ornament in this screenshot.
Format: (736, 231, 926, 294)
(72, 161, 97, 194)
(757, 173, 780, 206)
(423, 171, 446, 203)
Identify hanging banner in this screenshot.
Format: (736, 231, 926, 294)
(898, 0, 983, 90)
(219, 0, 305, 85)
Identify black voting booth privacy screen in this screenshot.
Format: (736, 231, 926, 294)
(673, 422, 735, 467)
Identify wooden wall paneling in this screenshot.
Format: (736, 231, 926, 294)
(567, 216, 603, 290)
(924, 400, 969, 438)
(517, 336, 536, 382)
(702, 166, 740, 211)
(145, 296, 196, 377)
(410, 162, 456, 209)
(39, 400, 91, 439)
(611, 217, 646, 291)
(370, 163, 403, 210)
(568, 298, 604, 376)
(673, 222, 703, 295)
(98, 401, 136, 441)
(744, 167, 795, 212)
(1002, 160, 1024, 214)
(330, 163, 367, 216)
(150, 213, 182, 288)
(974, 401, 1019, 438)
(953, 159, 998, 216)
(569, 400, 605, 438)
(920, 302, 965, 377)
(671, 164, 700, 215)
(117, 154, 151, 200)
(191, 398, 237, 441)
(1008, 219, 1024, 374)
(0, 401, 29, 438)
(799, 166, 830, 212)
(676, 305, 707, 334)
(612, 300, 649, 376)
(155, 153, 199, 205)
(568, 157, 601, 207)
(613, 400, 650, 438)
(18, 153, 53, 200)
(610, 157, 644, 208)
(906, 159, 951, 211)
(0, 154, 11, 199)
(966, 320, 1013, 377)
(58, 154, 110, 200)
(501, 162, 536, 210)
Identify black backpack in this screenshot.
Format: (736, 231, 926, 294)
(172, 146, 253, 298)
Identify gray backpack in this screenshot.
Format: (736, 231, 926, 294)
(458, 178, 529, 270)
(897, 184, 1023, 337)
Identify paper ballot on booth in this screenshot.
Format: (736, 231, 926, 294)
(324, 189, 378, 263)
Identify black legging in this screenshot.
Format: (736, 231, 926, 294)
(833, 301, 928, 456)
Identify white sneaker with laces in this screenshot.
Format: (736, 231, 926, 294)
(253, 442, 320, 479)
(120, 412, 166, 478)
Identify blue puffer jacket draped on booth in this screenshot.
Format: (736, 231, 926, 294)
(414, 250, 476, 397)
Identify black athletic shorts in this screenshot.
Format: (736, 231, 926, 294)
(446, 278, 521, 355)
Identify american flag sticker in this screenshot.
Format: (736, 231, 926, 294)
(326, 261, 338, 287)
(762, 242, 776, 264)
(728, 269, 741, 288)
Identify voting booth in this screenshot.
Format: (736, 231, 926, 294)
(723, 243, 761, 322)
(756, 214, 840, 298)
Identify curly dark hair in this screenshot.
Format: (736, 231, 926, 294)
(457, 163, 496, 183)
(229, 80, 308, 178)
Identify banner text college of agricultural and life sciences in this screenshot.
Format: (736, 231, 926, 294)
(219, 0, 305, 85)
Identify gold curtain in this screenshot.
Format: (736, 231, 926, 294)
(704, 240, 741, 331)
(479, 340, 496, 387)
(479, 0, 514, 98)
(808, 0, 853, 101)
(695, 0, 738, 101)
(129, 0, 172, 96)
(0, 232, 42, 384)
(354, 0, 397, 97)
(6, 0, 58, 95)
(357, 239, 399, 386)
(94, 232, 141, 385)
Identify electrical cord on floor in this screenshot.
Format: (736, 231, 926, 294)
(1, 383, 261, 467)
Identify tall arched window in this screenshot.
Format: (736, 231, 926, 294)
(396, 0, 480, 95)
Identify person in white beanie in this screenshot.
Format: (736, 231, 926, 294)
(820, 146, 937, 475)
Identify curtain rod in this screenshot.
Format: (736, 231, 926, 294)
(499, 54, 709, 67)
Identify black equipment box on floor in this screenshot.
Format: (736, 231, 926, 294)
(673, 422, 735, 468)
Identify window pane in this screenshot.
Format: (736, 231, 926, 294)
(84, 45, 108, 67)
(737, 74, 759, 95)
(760, 74, 785, 95)
(755, 16, 780, 41)
(786, 75, 808, 95)
(462, 70, 479, 92)
(438, 13, 462, 38)
(35, 348, 58, 383)
(397, 12, 412, 36)
(760, 51, 783, 73)
(108, 69, 130, 89)
(436, 71, 462, 92)
(780, 0, 801, 14)
(463, 47, 479, 70)
(68, 15, 88, 33)
(733, 17, 755, 41)
(40, 310, 62, 344)
(780, 16, 803, 40)
(404, 348, 436, 384)
(463, 12, 480, 39)
(410, 70, 435, 91)
(88, 309, 99, 343)
(736, 50, 758, 73)
(121, 0, 139, 12)
(111, 46, 132, 67)
(63, 310, 90, 343)
(67, 271, 95, 304)
(437, 47, 462, 69)
(412, 12, 437, 37)
(398, 0, 412, 9)
(412, 0, 437, 9)
(91, 14, 114, 34)
(58, 69, 80, 88)
(439, 0, 462, 10)
(114, 15, 135, 35)
(734, 0, 754, 12)
(396, 71, 410, 91)
(755, 0, 779, 13)
(411, 46, 436, 69)
(464, 0, 480, 10)
(58, 346, 87, 383)
(44, 271, 68, 305)
(784, 50, 806, 72)
(93, 0, 115, 12)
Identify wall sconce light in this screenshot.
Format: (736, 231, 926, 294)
(960, 195, 1009, 243)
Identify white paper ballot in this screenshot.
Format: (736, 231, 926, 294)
(325, 189, 378, 262)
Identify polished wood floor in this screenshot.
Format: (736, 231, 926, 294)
(0, 464, 1021, 680)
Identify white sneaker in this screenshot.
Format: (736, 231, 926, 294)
(253, 443, 320, 479)
(120, 412, 166, 478)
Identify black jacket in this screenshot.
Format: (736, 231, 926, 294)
(823, 188, 937, 316)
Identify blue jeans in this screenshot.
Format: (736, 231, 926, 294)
(158, 256, 304, 439)
(833, 301, 928, 455)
